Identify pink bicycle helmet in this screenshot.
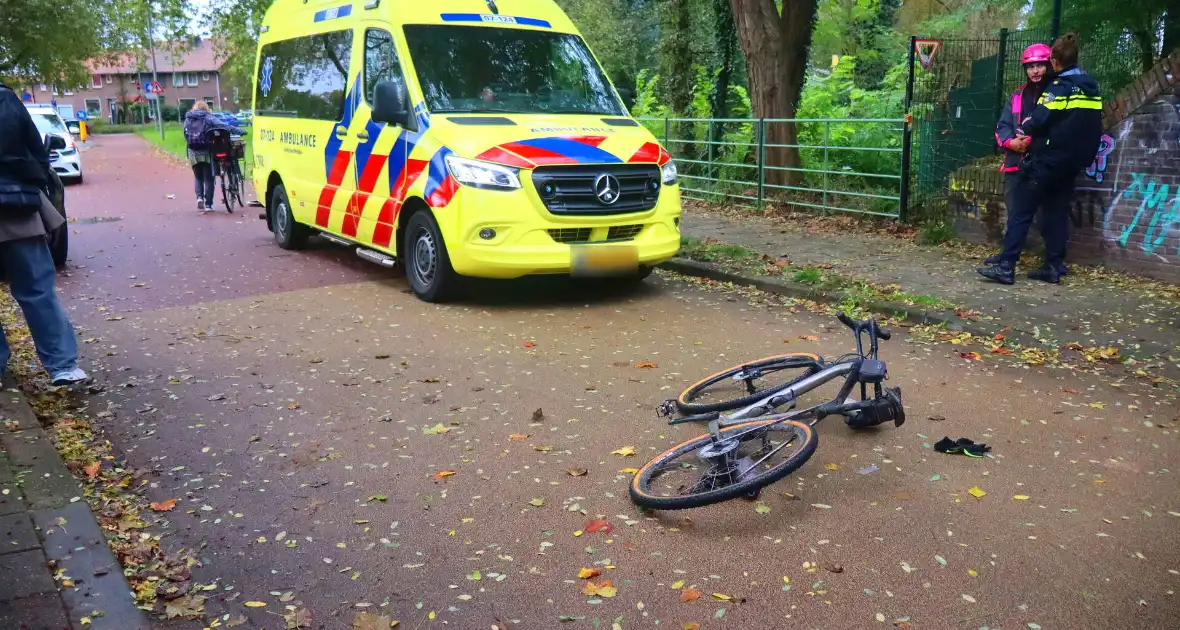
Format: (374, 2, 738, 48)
(1021, 43, 1051, 65)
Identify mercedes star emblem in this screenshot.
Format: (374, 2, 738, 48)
(593, 173, 621, 205)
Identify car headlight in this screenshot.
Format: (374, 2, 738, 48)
(59, 147, 77, 156)
(445, 156, 521, 191)
(661, 160, 678, 185)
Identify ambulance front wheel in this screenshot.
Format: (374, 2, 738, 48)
(271, 184, 310, 250)
(404, 210, 460, 302)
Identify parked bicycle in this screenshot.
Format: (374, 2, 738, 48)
(208, 129, 246, 213)
(629, 312, 906, 510)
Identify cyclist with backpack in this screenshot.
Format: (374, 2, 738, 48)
(184, 101, 245, 212)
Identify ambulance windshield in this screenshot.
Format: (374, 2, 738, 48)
(404, 25, 626, 117)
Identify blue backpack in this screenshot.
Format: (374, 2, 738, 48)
(183, 114, 210, 150)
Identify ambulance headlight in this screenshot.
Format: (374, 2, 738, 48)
(661, 160, 678, 185)
(445, 156, 521, 191)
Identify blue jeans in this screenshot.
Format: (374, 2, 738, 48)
(193, 163, 214, 206)
(0, 236, 79, 375)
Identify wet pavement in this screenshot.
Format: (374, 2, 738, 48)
(51, 135, 1180, 629)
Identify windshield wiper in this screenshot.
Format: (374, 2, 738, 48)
(438, 108, 522, 114)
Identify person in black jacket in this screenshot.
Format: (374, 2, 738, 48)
(979, 33, 1104, 285)
(0, 81, 89, 386)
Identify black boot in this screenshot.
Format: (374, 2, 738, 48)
(983, 253, 1003, 266)
(1028, 265, 1061, 284)
(978, 262, 1015, 285)
(1056, 263, 1070, 276)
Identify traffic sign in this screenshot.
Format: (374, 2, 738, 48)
(915, 39, 942, 71)
(152, 80, 164, 94)
(75, 110, 88, 121)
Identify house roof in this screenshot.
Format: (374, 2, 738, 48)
(89, 39, 225, 75)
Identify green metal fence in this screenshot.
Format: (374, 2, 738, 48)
(640, 117, 908, 219)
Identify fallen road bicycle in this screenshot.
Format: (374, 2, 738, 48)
(629, 312, 906, 510)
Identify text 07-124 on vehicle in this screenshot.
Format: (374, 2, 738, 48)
(250, 0, 682, 302)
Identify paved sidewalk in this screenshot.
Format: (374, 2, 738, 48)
(0, 379, 149, 630)
(680, 207, 1180, 381)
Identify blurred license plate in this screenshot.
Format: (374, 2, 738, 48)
(571, 244, 638, 277)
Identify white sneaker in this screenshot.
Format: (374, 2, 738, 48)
(197, 198, 206, 211)
(51, 368, 90, 387)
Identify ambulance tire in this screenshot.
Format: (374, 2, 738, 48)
(404, 210, 460, 302)
(271, 185, 310, 250)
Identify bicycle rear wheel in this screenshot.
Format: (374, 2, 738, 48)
(676, 353, 824, 415)
(220, 169, 232, 212)
(630, 418, 818, 510)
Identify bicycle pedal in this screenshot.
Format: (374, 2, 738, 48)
(656, 399, 677, 419)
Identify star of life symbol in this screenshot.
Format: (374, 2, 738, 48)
(260, 57, 275, 97)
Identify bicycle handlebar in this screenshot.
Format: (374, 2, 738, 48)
(836, 311, 891, 340)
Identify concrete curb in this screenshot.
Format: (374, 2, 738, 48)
(0, 382, 151, 630)
(658, 257, 995, 337)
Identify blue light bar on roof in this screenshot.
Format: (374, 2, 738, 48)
(314, 4, 352, 22)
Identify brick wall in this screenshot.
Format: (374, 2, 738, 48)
(945, 50, 1180, 282)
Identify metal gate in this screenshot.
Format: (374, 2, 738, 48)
(904, 28, 1053, 201)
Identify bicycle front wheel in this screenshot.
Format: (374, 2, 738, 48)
(629, 418, 818, 511)
(676, 353, 824, 415)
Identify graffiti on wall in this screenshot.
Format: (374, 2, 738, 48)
(1103, 172, 1180, 259)
(1085, 134, 1116, 182)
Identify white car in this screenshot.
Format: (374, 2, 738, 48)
(24, 104, 83, 184)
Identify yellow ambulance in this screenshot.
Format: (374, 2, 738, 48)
(250, 0, 682, 301)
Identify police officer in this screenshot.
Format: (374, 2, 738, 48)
(979, 33, 1103, 284)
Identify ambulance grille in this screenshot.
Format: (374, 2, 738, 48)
(548, 228, 593, 244)
(532, 165, 661, 216)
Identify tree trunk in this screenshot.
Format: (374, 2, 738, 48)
(1164, 2, 1180, 57)
(730, 0, 818, 187)
(710, 0, 738, 136)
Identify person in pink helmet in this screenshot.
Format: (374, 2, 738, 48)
(983, 43, 1061, 272)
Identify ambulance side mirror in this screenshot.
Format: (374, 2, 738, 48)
(372, 80, 413, 130)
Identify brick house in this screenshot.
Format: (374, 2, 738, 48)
(20, 39, 244, 122)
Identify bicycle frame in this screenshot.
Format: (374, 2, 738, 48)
(674, 314, 890, 430)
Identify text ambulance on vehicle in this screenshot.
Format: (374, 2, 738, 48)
(251, 0, 683, 301)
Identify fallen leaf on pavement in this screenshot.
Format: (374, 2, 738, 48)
(619, 467, 639, 474)
(528, 498, 545, 507)
(422, 423, 450, 435)
(287, 402, 301, 410)
(755, 502, 771, 515)
(959, 352, 982, 360)
(244, 601, 267, 608)
(824, 463, 839, 471)
(352, 613, 396, 630)
(928, 415, 945, 422)
(283, 607, 312, 629)
(578, 568, 601, 579)
(83, 461, 100, 479)
(225, 615, 248, 627)
(680, 588, 702, 603)
(366, 494, 388, 502)
(636, 361, 658, 369)
(582, 579, 616, 598)
(1013, 495, 1030, 500)
(508, 433, 529, 441)
(712, 593, 734, 601)
(431, 470, 456, 480)
(150, 499, 177, 512)
(566, 468, 588, 477)
(524, 341, 536, 348)
(683, 623, 700, 630)
(584, 519, 614, 535)
(611, 446, 637, 457)
(533, 445, 553, 452)
(799, 335, 819, 341)
(1063, 388, 1080, 394)
(968, 487, 986, 498)
(670, 580, 685, 589)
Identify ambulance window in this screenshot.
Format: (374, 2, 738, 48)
(256, 29, 353, 120)
(364, 29, 404, 106)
